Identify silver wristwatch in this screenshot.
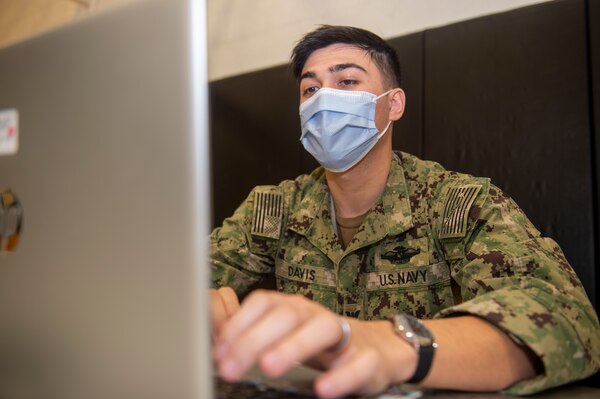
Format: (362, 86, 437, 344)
(390, 313, 437, 384)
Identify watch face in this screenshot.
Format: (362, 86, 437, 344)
(400, 314, 434, 347)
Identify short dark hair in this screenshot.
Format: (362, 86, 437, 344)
(291, 25, 401, 88)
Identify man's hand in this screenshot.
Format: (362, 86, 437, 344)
(212, 290, 415, 398)
(210, 287, 240, 337)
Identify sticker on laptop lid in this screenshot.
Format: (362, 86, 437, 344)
(0, 189, 23, 253)
(0, 109, 18, 156)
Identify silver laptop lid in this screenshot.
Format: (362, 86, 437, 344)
(0, 0, 211, 398)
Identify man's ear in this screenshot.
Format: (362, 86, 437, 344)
(388, 88, 406, 121)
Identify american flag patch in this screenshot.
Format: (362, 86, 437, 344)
(251, 189, 283, 239)
(439, 184, 481, 240)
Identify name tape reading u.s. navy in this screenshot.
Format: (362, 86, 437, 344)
(362, 262, 451, 291)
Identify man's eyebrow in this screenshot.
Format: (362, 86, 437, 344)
(299, 71, 316, 82)
(330, 63, 368, 74)
(299, 63, 368, 83)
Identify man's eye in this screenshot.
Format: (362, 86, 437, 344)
(339, 79, 358, 87)
(303, 86, 319, 96)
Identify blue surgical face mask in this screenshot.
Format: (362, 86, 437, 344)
(299, 88, 392, 173)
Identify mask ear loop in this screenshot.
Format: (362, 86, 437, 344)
(374, 89, 394, 139)
(374, 89, 393, 101)
(377, 120, 392, 139)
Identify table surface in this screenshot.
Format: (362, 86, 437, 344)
(220, 366, 600, 399)
(416, 385, 599, 399)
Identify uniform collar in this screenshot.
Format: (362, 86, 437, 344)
(287, 153, 414, 263)
(345, 153, 414, 252)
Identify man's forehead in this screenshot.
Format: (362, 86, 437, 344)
(301, 44, 374, 74)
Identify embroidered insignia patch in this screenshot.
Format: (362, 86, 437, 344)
(439, 184, 481, 240)
(382, 246, 421, 264)
(251, 188, 283, 239)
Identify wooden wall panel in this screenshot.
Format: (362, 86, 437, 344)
(589, 0, 600, 309)
(389, 32, 424, 158)
(423, 0, 596, 305)
(209, 66, 300, 227)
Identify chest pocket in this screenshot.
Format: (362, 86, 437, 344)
(362, 236, 454, 320)
(275, 259, 337, 311)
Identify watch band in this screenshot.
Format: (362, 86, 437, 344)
(390, 314, 437, 384)
(407, 339, 434, 384)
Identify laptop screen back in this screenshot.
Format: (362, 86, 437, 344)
(0, 0, 211, 398)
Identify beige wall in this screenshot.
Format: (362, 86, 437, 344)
(207, 0, 554, 81)
(0, 0, 120, 49)
(0, 0, 554, 81)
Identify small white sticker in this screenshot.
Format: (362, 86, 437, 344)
(0, 109, 18, 156)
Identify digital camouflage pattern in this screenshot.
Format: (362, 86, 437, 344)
(210, 151, 600, 394)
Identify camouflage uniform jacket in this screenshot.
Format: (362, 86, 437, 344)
(211, 151, 600, 394)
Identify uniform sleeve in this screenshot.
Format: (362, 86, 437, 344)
(210, 185, 284, 297)
(435, 184, 600, 395)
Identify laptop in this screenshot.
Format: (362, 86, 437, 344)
(0, 2, 430, 397)
(0, 0, 211, 398)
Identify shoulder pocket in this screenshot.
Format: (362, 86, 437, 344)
(251, 186, 284, 240)
(436, 178, 490, 260)
(439, 185, 482, 240)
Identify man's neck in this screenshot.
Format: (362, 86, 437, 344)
(325, 144, 393, 219)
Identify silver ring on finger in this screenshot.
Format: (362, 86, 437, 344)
(328, 316, 351, 353)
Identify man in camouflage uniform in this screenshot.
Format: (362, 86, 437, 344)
(211, 25, 600, 398)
